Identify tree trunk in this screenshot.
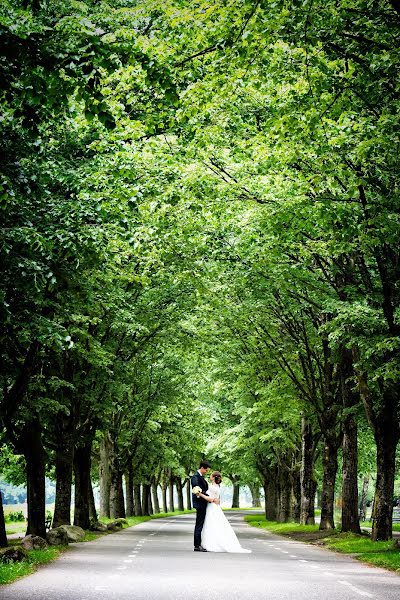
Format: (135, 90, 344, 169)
(185, 479, 192, 510)
(142, 484, 151, 516)
(151, 483, 160, 514)
(277, 471, 291, 523)
(341, 414, 361, 533)
(359, 476, 369, 521)
(73, 442, 91, 530)
(110, 469, 125, 519)
(88, 475, 97, 523)
(168, 479, 175, 512)
(372, 429, 397, 540)
(264, 476, 278, 521)
(133, 484, 142, 516)
(319, 441, 338, 530)
(300, 415, 316, 525)
(291, 470, 301, 523)
(24, 425, 46, 538)
(232, 482, 240, 508)
(53, 435, 74, 527)
(99, 433, 111, 518)
(250, 486, 261, 508)
(162, 482, 168, 513)
(0, 490, 8, 547)
(176, 479, 184, 511)
(125, 468, 134, 517)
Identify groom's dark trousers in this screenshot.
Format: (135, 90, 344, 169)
(191, 471, 209, 547)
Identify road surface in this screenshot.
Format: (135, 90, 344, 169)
(1, 512, 399, 600)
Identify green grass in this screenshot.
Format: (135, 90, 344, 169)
(0, 547, 62, 585)
(5, 522, 26, 536)
(246, 515, 400, 573)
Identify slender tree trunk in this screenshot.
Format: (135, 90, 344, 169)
(73, 442, 91, 530)
(168, 478, 175, 512)
(359, 476, 369, 521)
(319, 441, 338, 530)
(291, 470, 301, 523)
(186, 479, 192, 510)
(125, 469, 134, 517)
(372, 429, 397, 540)
(133, 484, 142, 516)
(88, 475, 97, 523)
(232, 482, 240, 508)
(151, 483, 160, 514)
(300, 415, 316, 525)
(99, 433, 111, 518)
(24, 425, 46, 538)
(142, 484, 151, 516)
(250, 486, 261, 508)
(53, 435, 74, 527)
(278, 471, 291, 523)
(148, 487, 153, 515)
(162, 482, 168, 513)
(176, 479, 184, 511)
(0, 490, 8, 547)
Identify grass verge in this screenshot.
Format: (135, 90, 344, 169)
(245, 515, 400, 573)
(1, 509, 195, 585)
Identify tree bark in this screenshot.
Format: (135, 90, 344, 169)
(110, 469, 125, 519)
(151, 483, 160, 514)
(319, 440, 338, 530)
(24, 425, 46, 538)
(99, 433, 111, 518)
(264, 475, 278, 521)
(185, 479, 192, 510)
(53, 434, 74, 527)
(277, 471, 291, 522)
(142, 484, 151, 516)
(232, 482, 240, 508)
(175, 478, 184, 511)
(300, 415, 316, 525)
(372, 428, 397, 540)
(73, 442, 91, 530)
(0, 490, 8, 547)
(88, 475, 97, 523)
(133, 484, 142, 516)
(359, 476, 369, 521)
(250, 485, 261, 508)
(168, 478, 175, 512)
(162, 482, 168, 513)
(125, 468, 134, 517)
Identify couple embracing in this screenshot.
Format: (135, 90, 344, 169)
(191, 461, 251, 553)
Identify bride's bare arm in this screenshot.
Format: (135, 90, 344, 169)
(198, 492, 220, 505)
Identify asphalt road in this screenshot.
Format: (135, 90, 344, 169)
(1, 512, 399, 600)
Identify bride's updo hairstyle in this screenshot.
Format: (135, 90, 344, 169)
(212, 471, 222, 485)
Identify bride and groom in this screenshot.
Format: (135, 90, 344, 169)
(191, 460, 251, 553)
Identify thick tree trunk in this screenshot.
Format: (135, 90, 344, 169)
(250, 486, 261, 508)
(73, 442, 91, 530)
(53, 435, 74, 527)
(319, 441, 338, 530)
(151, 483, 160, 514)
(168, 479, 175, 512)
(342, 414, 361, 533)
(110, 469, 125, 519)
(300, 415, 316, 525)
(162, 482, 168, 513)
(278, 471, 291, 523)
(142, 484, 151, 516)
(176, 479, 184, 511)
(359, 476, 369, 521)
(291, 470, 301, 523)
(99, 433, 111, 518)
(264, 476, 278, 521)
(0, 490, 8, 547)
(372, 430, 397, 540)
(24, 425, 46, 538)
(88, 475, 97, 523)
(186, 479, 192, 510)
(133, 484, 142, 516)
(125, 469, 134, 517)
(232, 483, 240, 508)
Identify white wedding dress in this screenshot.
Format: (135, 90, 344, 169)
(201, 484, 251, 553)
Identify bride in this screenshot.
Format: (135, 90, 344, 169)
(196, 471, 251, 553)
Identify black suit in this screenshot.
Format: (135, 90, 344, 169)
(191, 471, 209, 547)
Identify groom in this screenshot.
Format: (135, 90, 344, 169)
(191, 460, 219, 552)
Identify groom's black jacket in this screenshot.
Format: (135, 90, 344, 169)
(191, 471, 209, 509)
